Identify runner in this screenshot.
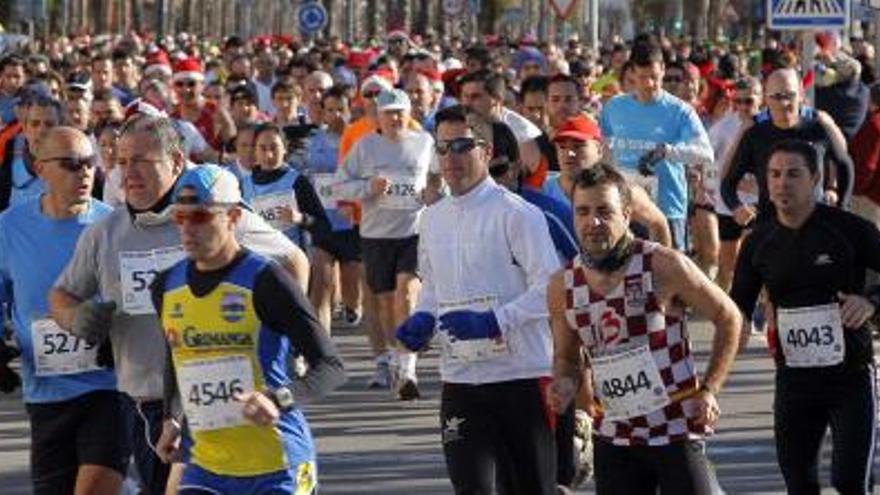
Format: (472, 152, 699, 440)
(242, 123, 330, 250)
(152, 165, 345, 494)
(721, 67, 854, 225)
(396, 104, 560, 494)
(731, 139, 880, 494)
(304, 86, 363, 331)
(600, 36, 714, 251)
(547, 162, 741, 494)
(337, 89, 433, 399)
(0, 127, 127, 495)
(545, 114, 672, 247)
(48, 114, 309, 495)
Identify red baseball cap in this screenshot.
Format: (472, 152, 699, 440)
(553, 115, 602, 143)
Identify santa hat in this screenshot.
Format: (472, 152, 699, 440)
(123, 98, 168, 122)
(144, 49, 172, 78)
(360, 71, 394, 96)
(173, 57, 204, 82)
(419, 68, 444, 93)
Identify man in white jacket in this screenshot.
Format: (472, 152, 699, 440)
(396, 104, 560, 494)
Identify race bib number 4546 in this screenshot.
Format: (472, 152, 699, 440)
(177, 355, 255, 432)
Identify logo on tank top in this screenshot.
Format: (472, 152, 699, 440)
(624, 275, 647, 308)
(599, 308, 623, 346)
(220, 292, 247, 323)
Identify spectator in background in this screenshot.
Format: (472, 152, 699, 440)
(815, 54, 869, 141)
(850, 82, 880, 227)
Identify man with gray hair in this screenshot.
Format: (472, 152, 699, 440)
(49, 114, 310, 495)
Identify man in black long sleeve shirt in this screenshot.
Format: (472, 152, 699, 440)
(721, 68, 853, 226)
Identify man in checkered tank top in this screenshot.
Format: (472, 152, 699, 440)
(546, 162, 741, 494)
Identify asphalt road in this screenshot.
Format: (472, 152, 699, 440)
(0, 321, 868, 494)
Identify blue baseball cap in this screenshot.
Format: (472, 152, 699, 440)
(173, 165, 243, 206)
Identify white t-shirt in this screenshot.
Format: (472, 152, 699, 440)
(499, 107, 543, 143)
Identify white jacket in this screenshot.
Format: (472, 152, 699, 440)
(417, 177, 560, 384)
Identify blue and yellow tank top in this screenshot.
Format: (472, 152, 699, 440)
(161, 251, 314, 476)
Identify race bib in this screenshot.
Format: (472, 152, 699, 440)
(177, 355, 255, 432)
(253, 191, 297, 231)
(592, 344, 669, 421)
(312, 174, 346, 210)
(379, 174, 422, 210)
(31, 318, 101, 376)
(437, 295, 510, 363)
(777, 303, 845, 368)
(119, 247, 186, 315)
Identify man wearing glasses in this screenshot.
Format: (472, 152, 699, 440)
(170, 58, 235, 154)
(49, 115, 309, 495)
(0, 127, 127, 495)
(709, 76, 763, 292)
(721, 67, 854, 226)
(395, 104, 560, 494)
(152, 165, 344, 495)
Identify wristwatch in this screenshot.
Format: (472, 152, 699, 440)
(270, 386, 296, 412)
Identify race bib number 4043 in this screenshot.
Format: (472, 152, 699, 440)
(778, 303, 845, 368)
(177, 355, 255, 432)
(592, 344, 669, 421)
(31, 318, 100, 377)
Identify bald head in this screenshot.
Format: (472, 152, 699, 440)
(35, 126, 93, 161)
(766, 68, 800, 93)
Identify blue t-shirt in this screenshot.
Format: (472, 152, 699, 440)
(0, 197, 116, 403)
(519, 186, 579, 262)
(542, 172, 570, 208)
(304, 128, 353, 231)
(600, 91, 708, 219)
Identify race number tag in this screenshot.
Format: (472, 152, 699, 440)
(312, 174, 346, 210)
(777, 303, 845, 368)
(31, 318, 100, 376)
(177, 355, 254, 432)
(120, 250, 159, 315)
(119, 247, 186, 315)
(380, 174, 422, 210)
(253, 191, 297, 231)
(437, 295, 510, 363)
(592, 345, 669, 421)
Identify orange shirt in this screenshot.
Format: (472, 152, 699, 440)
(0, 121, 22, 166)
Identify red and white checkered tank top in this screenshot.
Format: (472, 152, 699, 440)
(564, 240, 708, 446)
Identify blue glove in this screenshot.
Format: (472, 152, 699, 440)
(439, 310, 501, 340)
(395, 312, 436, 351)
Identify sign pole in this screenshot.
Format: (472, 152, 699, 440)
(803, 32, 816, 107)
(875, 4, 880, 77)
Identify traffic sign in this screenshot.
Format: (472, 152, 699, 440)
(297, 1, 328, 35)
(549, 0, 578, 19)
(443, 0, 464, 15)
(767, 0, 849, 30)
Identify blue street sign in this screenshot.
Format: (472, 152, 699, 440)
(298, 1, 328, 34)
(768, 0, 850, 30)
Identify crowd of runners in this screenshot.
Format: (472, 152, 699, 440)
(0, 25, 877, 494)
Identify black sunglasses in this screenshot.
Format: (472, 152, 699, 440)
(42, 154, 98, 172)
(174, 80, 198, 88)
(436, 137, 481, 156)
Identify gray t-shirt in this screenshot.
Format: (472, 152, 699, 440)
(54, 205, 298, 399)
(338, 129, 435, 239)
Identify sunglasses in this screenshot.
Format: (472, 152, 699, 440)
(42, 154, 98, 172)
(733, 97, 755, 105)
(663, 76, 683, 83)
(436, 137, 481, 156)
(172, 208, 223, 225)
(174, 80, 198, 89)
(767, 91, 797, 102)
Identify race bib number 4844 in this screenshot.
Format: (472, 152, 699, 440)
(592, 345, 669, 421)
